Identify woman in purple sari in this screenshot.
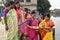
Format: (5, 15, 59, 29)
(4, 4, 10, 30)
(27, 11, 38, 40)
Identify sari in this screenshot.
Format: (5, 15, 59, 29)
(16, 9, 21, 23)
(39, 19, 54, 40)
(5, 9, 18, 40)
(27, 17, 38, 40)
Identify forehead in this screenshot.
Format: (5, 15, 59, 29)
(45, 16, 49, 18)
(32, 14, 36, 15)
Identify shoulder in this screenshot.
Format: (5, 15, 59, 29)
(27, 17, 32, 20)
(39, 19, 45, 25)
(4, 8, 9, 16)
(4, 8, 9, 12)
(49, 19, 54, 23)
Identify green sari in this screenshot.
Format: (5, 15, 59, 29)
(5, 9, 18, 40)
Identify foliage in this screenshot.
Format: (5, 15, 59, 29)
(37, 0, 51, 14)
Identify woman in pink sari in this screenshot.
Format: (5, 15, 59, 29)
(27, 11, 38, 40)
(15, 2, 23, 40)
(15, 2, 22, 24)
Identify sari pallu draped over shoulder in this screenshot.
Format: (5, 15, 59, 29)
(39, 19, 54, 40)
(5, 9, 18, 40)
(27, 17, 38, 40)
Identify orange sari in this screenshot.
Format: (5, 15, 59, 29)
(39, 19, 54, 40)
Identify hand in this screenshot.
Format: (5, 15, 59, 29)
(5, 25, 8, 30)
(0, 17, 2, 21)
(42, 24, 45, 28)
(27, 25, 38, 29)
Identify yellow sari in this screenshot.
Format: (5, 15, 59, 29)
(39, 19, 54, 40)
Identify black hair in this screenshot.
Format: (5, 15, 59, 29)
(5, 1, 15, 7)
(5, 2, 10, 7)
(45, 14, 50, 19)
(9, 1, 15, 5)
(40, 13, 44, 16)
(31, 11, 36, 15)
(15, 2, 20, 4)
(15, 2, 20, 10)
(26, 9, 31, 13)
(40, 13, 45, 19)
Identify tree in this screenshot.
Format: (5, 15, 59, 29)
(37, 0, 51, 14)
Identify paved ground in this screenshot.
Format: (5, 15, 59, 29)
(0, 23, 5, 40)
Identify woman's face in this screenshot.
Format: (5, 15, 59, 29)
(32, 13, 36, 18)
(40, 14, 44, 19)
(45, 16, 50, 21)
(16, 4, 20, 8)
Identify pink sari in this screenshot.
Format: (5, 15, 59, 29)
(19, 21, 27, 34)
(16, 9, 21, 23)
(19, 17, 38, 40)
(27, 18, 38, 40)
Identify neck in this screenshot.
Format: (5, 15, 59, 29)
(17, 7, 20, 9)
(32, 17, 35, 19)
(45, 19, 50, 22)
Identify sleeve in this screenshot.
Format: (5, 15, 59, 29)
(49, 20, 55, 28)
(4, 9, 9, 17)
(26, 18, 32, 26)
(39, 20, 44, 28)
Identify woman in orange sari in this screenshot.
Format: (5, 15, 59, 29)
(39, 14, 54, 40)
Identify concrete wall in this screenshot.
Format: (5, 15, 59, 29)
(20, 0, 37, 10)
(31, 0, 37, 4)
(23, 6, 37, 10)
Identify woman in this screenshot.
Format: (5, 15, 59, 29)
(38, 13, 45, 40)
(4, 1, 18, 40)
(15, 2, 22, 24)
(38, 13, 45, 24)
(4, 3, 10, 30)
(39, 13, 44, 22)
(39, 14, 54, 40)
(27, 9, 31, 18)
(15, 2, 25, 40)
(27, 11, 38, 40)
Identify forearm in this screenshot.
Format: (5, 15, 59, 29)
(4, 16, 8, 26)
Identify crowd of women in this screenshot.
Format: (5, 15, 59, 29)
(0, 1, 55, 40)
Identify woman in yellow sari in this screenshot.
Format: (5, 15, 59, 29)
(39, 14, 54, 40)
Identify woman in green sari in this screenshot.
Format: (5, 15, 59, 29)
(4, 1, 18, 40)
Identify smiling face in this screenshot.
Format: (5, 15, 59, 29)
(45, 16, 50, 20)
(45, 14, 50, 21)
(16, 3, 20, 8)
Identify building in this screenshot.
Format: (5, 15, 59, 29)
(20, 0, 37, 10)
(0, 0, 4, 6)
(19, 0, 37, 10)
(50, 9, 60, 17)
(1, 0, 37, 10)
(54, 9, 60, 17)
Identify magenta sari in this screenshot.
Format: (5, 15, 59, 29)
(19, 17, 38, 40)
(27, 17, 38, 40)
